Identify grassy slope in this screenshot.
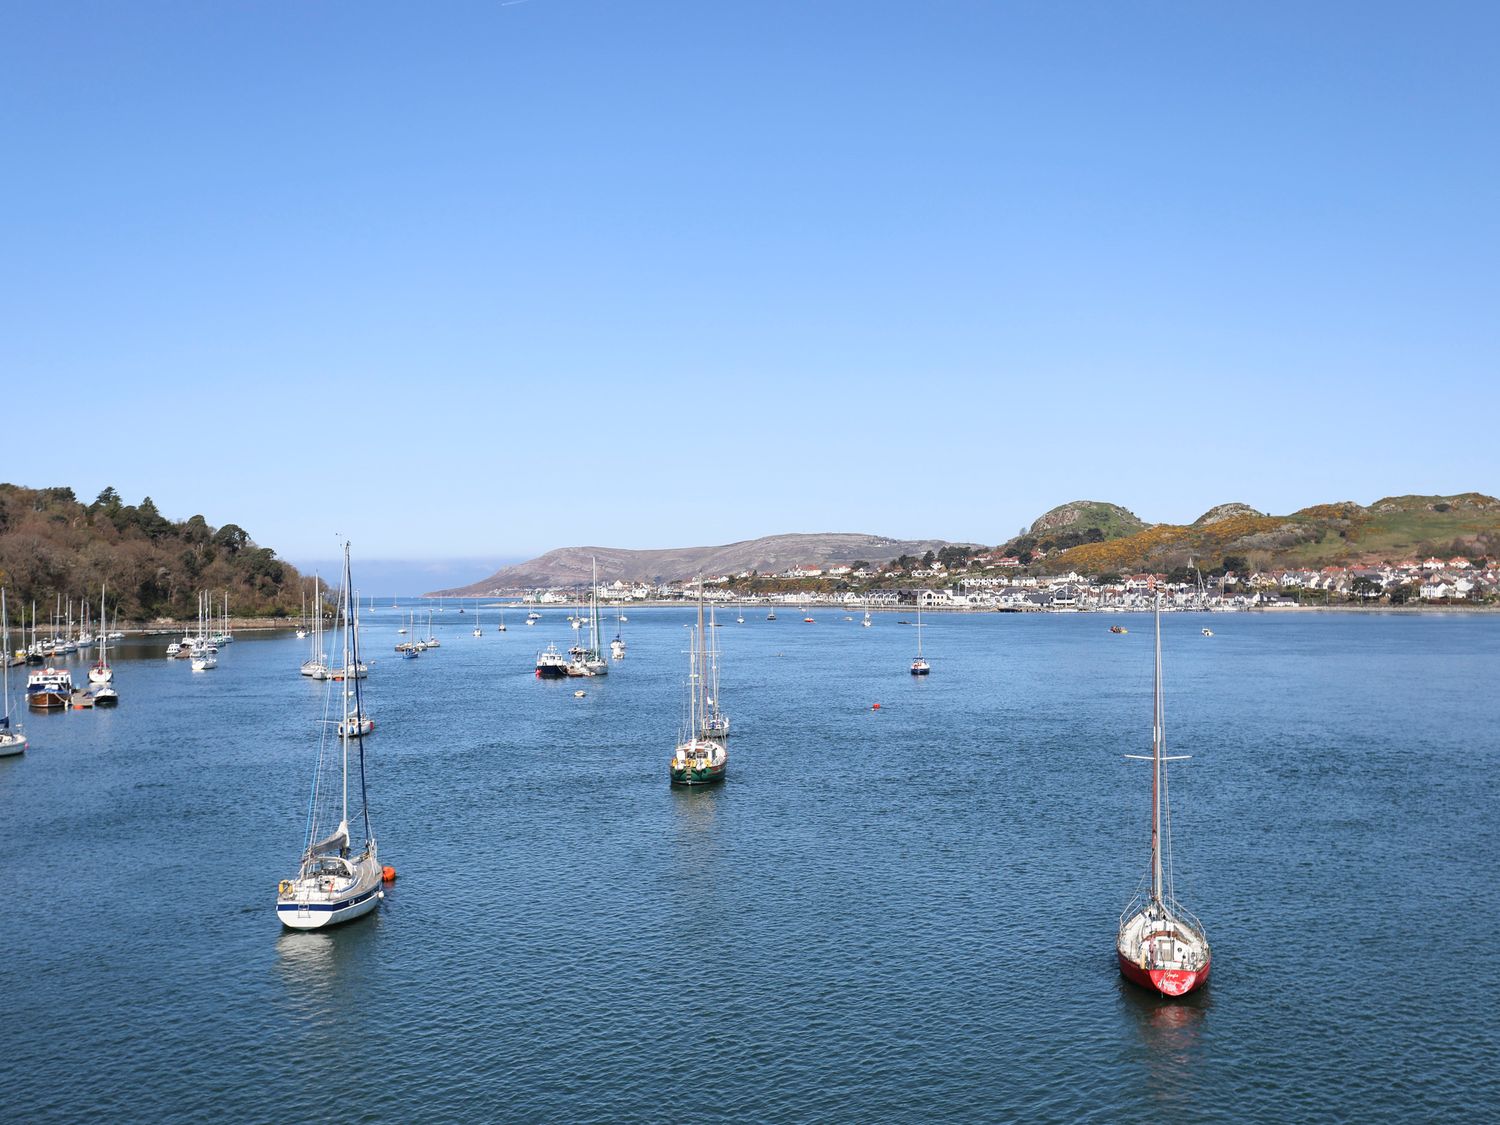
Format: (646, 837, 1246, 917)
(1047, 497, 1500, 573)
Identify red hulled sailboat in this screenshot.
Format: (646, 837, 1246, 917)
(1116, 596, 1211, 997)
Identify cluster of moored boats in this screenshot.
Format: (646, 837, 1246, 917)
(164, 591, 236, 672)
(5, 587, 121, 731)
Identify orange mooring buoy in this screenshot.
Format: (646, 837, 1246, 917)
(381, 865, 397, 883)
(872, 702, 881, 710)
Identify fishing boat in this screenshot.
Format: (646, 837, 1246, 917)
(88, 585, 115, 684)
(1116, 597, 1212, 997)
(910, 598, 930, 675)
(1, 589, 27, 756)
(670, 579, 727, 786)
(535, 642, 569, 678)
(277, 541, 385, 930)
(26, 666, 73, 710)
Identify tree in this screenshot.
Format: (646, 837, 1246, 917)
(922, 550, 935, 566)
(91, 486, 122, 516)
(213, 524, 250, 553)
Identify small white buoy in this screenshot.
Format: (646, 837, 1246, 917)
(574, 690, 586, 698)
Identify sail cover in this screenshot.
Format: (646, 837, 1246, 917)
(304, 819, 349, 859)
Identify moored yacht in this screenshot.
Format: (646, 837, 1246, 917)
(1116, 597, 1212, 997)
(277, 541, 384, 930)
(671, 580, 728, 786)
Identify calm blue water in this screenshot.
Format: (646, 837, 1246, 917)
(3, 608, 1497, 1123)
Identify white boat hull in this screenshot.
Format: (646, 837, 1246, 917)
(277, 860, 384, 930)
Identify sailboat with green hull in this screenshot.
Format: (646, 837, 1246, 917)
(670, 579, 727, 786)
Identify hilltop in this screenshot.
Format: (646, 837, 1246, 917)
(1026, 493, 1500, 575)
(0, 483, 308, 621)
(431, 533, 978, 595)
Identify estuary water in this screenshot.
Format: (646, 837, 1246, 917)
(2, 608, 1497, 1123)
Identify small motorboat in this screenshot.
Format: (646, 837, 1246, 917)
(1110, 625, 1128, 634)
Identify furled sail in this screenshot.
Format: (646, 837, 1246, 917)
(304, 818, 349, 860)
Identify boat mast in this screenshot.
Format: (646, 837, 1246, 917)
(1151, 595, 1164, 904)
(2, 588, 10, 721)
(695, 576, 706, 733)
(341, 547, 352, 830)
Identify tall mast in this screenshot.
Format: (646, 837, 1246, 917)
(1151, 595, 1164, 903)
(2, 588, 10, 719)
(341, 544, 352, 827)
(696, 576, 706, 730)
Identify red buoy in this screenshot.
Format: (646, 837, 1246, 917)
(381, 865, 397, 883)
(872, 702, 881, 710)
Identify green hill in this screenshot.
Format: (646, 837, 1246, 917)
(1036, 494, 1500, 575)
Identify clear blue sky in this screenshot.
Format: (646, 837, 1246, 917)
(6, 1, 1497, 576)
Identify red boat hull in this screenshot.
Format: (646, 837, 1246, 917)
(1117, 951, 1211, 997)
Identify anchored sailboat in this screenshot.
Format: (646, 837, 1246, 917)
(567, 559, 609, 677)
(1, 589, 27, 756)
(88, 584, 114, 685)
(700, 604, 729, 740)
(670, 578, 727, 786)
(910, 597, 930, 675)
(1116, 596, 1212, 997)
(277, 541, 384, 930)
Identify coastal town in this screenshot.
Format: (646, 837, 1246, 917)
(517, 553, 1500, 612)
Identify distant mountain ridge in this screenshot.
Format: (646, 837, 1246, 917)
(430, 533, 978, 594)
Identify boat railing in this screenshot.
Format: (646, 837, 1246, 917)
(1118, 890, 1207, 943)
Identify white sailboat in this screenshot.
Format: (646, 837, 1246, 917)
(700, 603, 729, 740)
(1, 589, 28, 757)
(498, 606, 507, 632)
(190, 593, 217, 671)
(473, 601, 483, 638)
(277, 541, 385, 930)
(301, 577, 329, 677)
(910, 596, 930, 675)
(88, 584, 115, 684)
(610, 607, 625, 659)
(567, 559, 609, 676)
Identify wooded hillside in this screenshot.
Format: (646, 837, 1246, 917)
(0, 484, 308, 623)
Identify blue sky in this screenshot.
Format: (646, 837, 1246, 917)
(6, 1, 1497, 582)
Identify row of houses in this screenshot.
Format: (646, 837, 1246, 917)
(516, 557, 1498, 609)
